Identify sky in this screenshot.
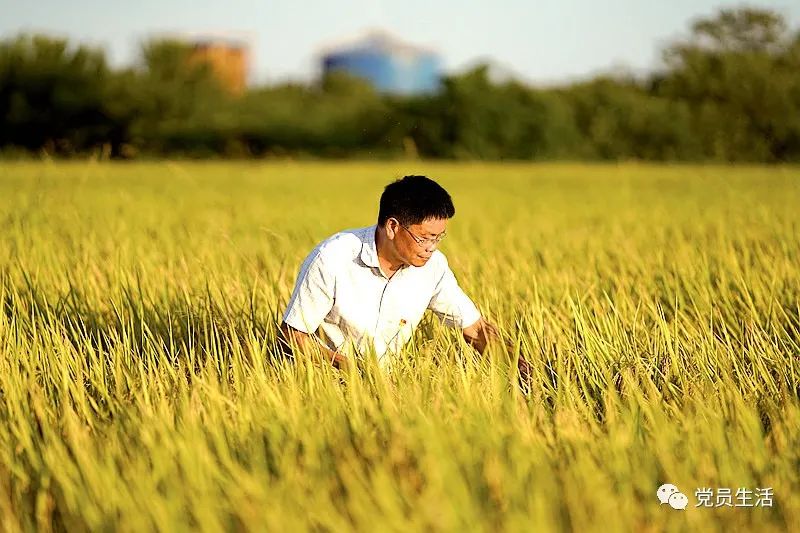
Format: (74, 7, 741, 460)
(1, 0, 799, 86)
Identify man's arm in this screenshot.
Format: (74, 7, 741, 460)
(462, 317, 533, 387)
(427, 256, 532, 389)
(281, 245, 348, 369)
(279, 322, 349, 370)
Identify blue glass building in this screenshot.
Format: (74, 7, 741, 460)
(321, 31, 441, 95)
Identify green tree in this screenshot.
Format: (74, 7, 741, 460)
(423, 65, 581, 159)
(564, 77, 697, 160)
(0, 34, 116, 154)
(657, 8, 800, 161)
(127, 39, 229, 155)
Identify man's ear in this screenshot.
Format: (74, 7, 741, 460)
(385, 218, 399, 240)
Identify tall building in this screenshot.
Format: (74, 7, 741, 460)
(187, 37, 249, 96)
(320, 30, 441, 95)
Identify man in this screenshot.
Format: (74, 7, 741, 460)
(280, 175, 530, 382)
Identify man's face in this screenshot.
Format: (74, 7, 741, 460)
(390, 217, 448, 267)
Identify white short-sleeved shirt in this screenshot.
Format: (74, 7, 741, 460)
(282, 224, 481, 365)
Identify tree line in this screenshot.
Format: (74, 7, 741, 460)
(2, 7, 799, 161)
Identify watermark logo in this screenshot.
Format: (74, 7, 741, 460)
(657, 484, 689, 510)
(658, 484, 774, 510)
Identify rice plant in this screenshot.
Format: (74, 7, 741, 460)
(1, 161, 798, 532)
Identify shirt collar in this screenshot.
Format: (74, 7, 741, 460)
(359, 224, 381, 268)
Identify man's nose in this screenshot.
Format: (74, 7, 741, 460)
(424, 240, 439, 252)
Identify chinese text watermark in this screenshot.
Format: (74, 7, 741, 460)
(657, 484, 774, 510)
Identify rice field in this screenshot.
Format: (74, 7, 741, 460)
(1, 161, 799, 532)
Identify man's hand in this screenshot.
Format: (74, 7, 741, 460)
(463, 317, 533, 393)
(462, 317, 499, 355)
(516, 354, 533, 394)
(279, 322, 349, 370)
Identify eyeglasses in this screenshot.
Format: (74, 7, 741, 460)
(398, 223, 447, 248)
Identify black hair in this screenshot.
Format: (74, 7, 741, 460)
(377, 175, 455, 227)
